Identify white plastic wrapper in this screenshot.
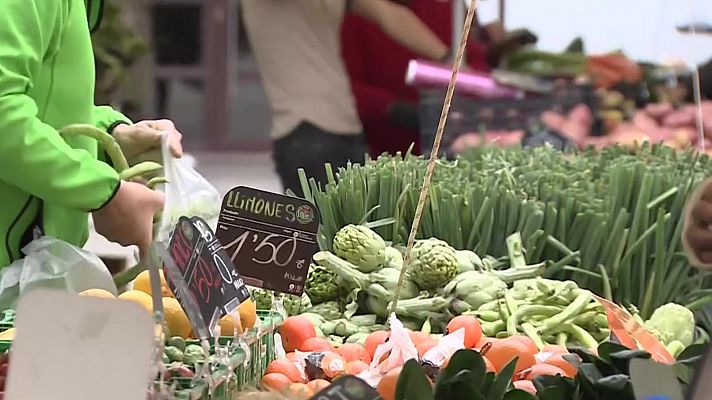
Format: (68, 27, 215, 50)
(422, 327, 466, 367)
(156, 134, 221, 243)
(358, 314, 418, 386)
(0, 237, 117, 309)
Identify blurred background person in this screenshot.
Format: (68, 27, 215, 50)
(241, 0, 450, 196)
(341, 0, 536, 157)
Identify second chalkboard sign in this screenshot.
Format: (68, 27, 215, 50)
(216, 187, 320, 296)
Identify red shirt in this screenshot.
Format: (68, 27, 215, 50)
(341, 0, 489, 156)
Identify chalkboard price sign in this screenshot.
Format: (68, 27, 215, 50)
(310, 376, 381, 400)
(163, 216, 250, 337)
(216, 186, 320, 296)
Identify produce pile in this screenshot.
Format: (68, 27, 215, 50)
(298, 144, 712, 323)
(449, 100, 712, 155)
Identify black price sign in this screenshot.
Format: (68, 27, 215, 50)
(216, 186, 320, 296)
(310, 376, 381, 400)
(163, 216, 250, 337)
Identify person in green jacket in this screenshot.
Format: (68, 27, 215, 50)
(0, 0, 183, 267)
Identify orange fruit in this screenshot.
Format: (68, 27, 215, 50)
(318, 352, 346, 379)
(133, 270, 174, 298)
(542, 344, 568, 354)
(508, 336, 539, 355)
(79, 288, 116, 299)
(486, 339, 536, 374)
(239, 298, 258, 330)
(365, 331, 390, 360)
(345, 360, 369, 375)
(285, 352, 299, 362)
(484, 356, 495, 372)
(513, 380, 536, 394)
(543, 354, 578, 378)
(280, 315, 317, 353)
(338, 343, 371, 363)
(475, 336, 499, 352)
(299, 337, 334, 353)
(416, 340, 438, 358)
(447, 315, 482, 348)
(376, 366, 401, 400)
(218, 313, 243, 337)
(162, 297, 192, 338)
(283, 383, 314, 399)
(408, 331, 431, 348)
(306, 379, 331, 393)
(526, 364, 567, 380)
(117, 290, 153, 313)
(261, 373, 292, 391)
(266, 359, 304, 383)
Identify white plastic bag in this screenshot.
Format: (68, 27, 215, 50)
(422, 327, 466, 367)
(157, 134, 221, 243)
(0, 237, 117, 310)
(358, 314, 418, 386)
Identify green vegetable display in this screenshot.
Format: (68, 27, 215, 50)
(645, 303, 696, 357)
(298, 144, 712, 321)
(183, 344, 207, 366)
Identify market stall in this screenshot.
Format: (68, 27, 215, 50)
(0, 1, 711, 399)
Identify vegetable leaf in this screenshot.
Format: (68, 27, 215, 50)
(396, 359, 434, 400)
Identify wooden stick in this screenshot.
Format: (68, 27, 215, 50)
(388, 0, 479, 317)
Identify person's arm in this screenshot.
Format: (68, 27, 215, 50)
(93, 105, 132, 134)
(341, 14, 402, 126)
(0, 0, 120, 210)
(351, 0, 449, 62)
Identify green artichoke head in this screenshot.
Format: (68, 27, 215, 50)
(385, 246, 404, 270)
(333, 225, 386, 272)
(305, 264, 341, 304)
(284, 293, 312, 316)
(305, 300, 344, 321)
(410, 238, 459, 290)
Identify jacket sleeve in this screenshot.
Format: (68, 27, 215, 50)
(0, 0, 120, 211)
(93, 105, 132, 133)
(341, 14, 400, 126)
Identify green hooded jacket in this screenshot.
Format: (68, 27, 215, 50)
(0, 0, 130, 267)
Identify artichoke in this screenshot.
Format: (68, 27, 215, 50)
(443, 271, 506, 311)
(333, 225, 386, 272)
(454, 250, 482, 273)
(249, 287, 273, 310)
(305, 300, 344, 321)
(283, 293, 312, 316)
(385, 246, 404, 270)
(410, 238, 459, 290)
(305, 264, 341, 304)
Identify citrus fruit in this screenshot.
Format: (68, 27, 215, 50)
(486, 339, 536, 374)
(345, 360, 369, 375)
(306, 379, 331, 393)
(447, 315, 482, 348)
(543, 354, 578, 377)
(416, 340, 438, 358)
(513, 380, 536, 394)
(218, 313, 243, 337)
(364, 331, 390, 360)
(283, 383, 314, 400)
(280, 315, 317, 353)
(285, 352, 299, 362)
(117, 290, 153, 313)
(78, 288, 115, 299)
(483, 356, 495, 372)
(337, 343, 371, 363)
(298, 337, 334, 353)
(542, 344, 568, 354)
(408, 331, 431, 348)
(162, 297, 192, 338)
(508, 335, 539, 355)
(266, 359, 303, 383)
(239, 298, 258, 330)
(526, 363, 567, 380)
(133, 270, 174, 298)
(376, 366, 401, 400)
(260, 372, 292, 391)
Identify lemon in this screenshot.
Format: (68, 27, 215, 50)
(238, 298, 258, 331)
(118, 290, 153, 313)
(133, 270, 174, 298)
(78, 288, 116, 299)
(162, 297, 192, 338)
(218, 313, 243, 337)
